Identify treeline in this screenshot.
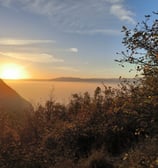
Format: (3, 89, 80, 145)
(0, 77, 158, 168)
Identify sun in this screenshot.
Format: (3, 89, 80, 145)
(0, 63, 29, 80)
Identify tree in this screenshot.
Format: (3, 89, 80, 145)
(116, 13, 158, 103)
(116, 12, 158, 139)
(117, 13, 158, 77)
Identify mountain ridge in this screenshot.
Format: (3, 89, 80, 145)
(0, 79, 32, 115)
(51, 77, 120, 82)
(9, 77, 121, 83)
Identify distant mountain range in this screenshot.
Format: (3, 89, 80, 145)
(0, 79, 32, 116)
(20, 77, 121, 83)
(51, 77, 120, 83)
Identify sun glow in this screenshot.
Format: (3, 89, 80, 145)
(0, 64, 29, 80)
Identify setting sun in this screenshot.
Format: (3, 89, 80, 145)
(0, 64, 29, 80)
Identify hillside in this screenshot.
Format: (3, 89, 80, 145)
(0, 79, 32, 114)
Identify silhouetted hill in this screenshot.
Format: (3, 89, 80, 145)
(51, 77, 120, 83)
(18, 77, 123, 84)
(0, 79, 32, 115)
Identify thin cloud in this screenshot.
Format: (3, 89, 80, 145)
(0, 0, 10, 7)
(68, 29, 121, 36)
(0, 52, 64, 63)
(110, 4, 136, 24)
(105, 0, 123, 3)
(0, 38, 55, 46)
(0, 0, 136, 31)
(69, 48, 78, 53)
(55, 66, 79, 72)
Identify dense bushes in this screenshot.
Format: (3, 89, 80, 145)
(0, 78, 158, 168)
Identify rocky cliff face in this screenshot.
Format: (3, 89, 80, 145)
(0, 79, 32, 116)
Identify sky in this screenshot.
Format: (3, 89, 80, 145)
(0, 0, 158, 79)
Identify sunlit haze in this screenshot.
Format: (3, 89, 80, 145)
(0, 63, 29, 79)
(0, 1, 157, 79)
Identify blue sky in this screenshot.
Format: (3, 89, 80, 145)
(0, 0, 158, 79)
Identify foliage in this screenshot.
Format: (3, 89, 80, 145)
(117, 13, 158, 76)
